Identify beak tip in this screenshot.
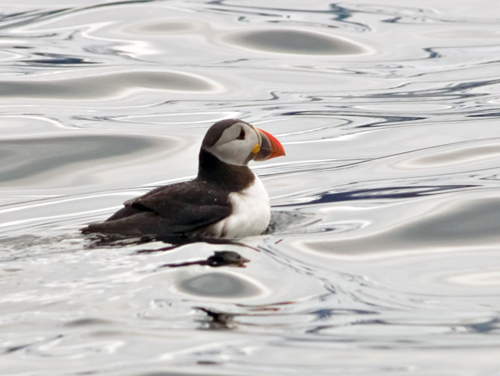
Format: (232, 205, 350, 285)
(255, 127, 285, 161)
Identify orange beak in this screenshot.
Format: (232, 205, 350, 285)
(253, 127, 286, 161)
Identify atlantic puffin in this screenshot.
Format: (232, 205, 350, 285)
(81, 119, 285, 240)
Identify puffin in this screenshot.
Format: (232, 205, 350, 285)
(81, 119, 285, 240)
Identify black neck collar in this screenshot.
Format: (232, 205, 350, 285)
(197, 149, 255, 191)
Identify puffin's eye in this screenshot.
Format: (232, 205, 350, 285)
(237, 129, 245, 140)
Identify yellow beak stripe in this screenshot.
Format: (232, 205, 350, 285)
(252, 144, 260, 154)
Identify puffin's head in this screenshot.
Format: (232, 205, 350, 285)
(201, 119, 285, 166)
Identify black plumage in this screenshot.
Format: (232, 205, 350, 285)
(81, 119, 284, 240)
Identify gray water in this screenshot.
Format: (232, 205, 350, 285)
(1, 0, 500, 374)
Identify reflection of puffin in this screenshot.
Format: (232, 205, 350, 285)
(81, 119, 285, 239)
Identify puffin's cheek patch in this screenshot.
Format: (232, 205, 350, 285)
(252, 144, 260, 154)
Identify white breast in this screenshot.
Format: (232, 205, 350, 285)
(208, 175, 270, 239)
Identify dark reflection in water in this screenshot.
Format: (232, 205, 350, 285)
(0, 8, 69, 29)
(2, 0, 500, 375)
(160, 251, 250, 268)
(24, 53, 96, 66)
(64, 317, 114, 328)
(279, 184, 477, 207)
(465, 317, 500, 334)
(196, 307, 235, 330)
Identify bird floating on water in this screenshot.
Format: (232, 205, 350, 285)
(81, 119, 285, 240)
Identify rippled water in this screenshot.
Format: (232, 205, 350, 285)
(2, 0, 500, 374)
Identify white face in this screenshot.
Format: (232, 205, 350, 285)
(205, 121, 261, 166)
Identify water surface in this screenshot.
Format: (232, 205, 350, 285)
(1, 0, 500, 375)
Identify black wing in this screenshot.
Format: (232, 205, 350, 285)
(82, 179, 231, 237)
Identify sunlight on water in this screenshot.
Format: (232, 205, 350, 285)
(1, 0, 500, 375)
